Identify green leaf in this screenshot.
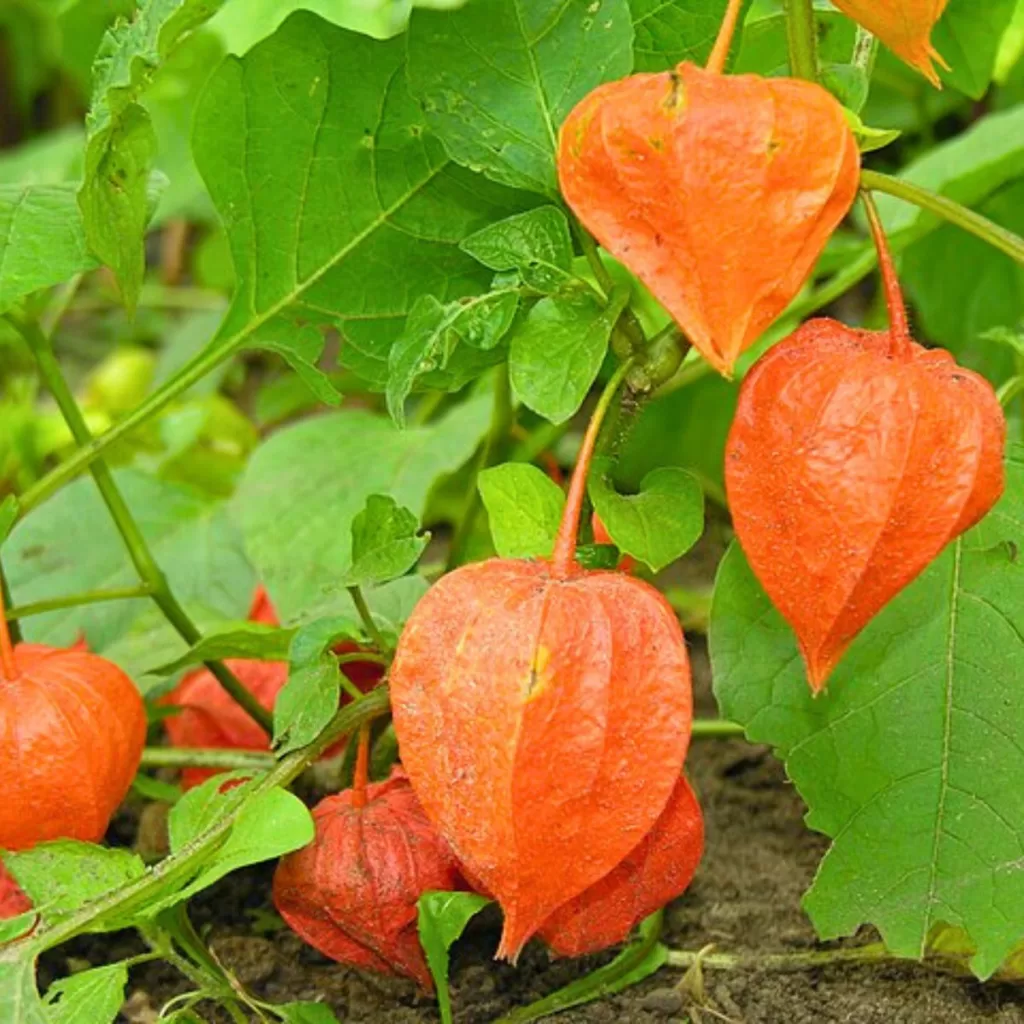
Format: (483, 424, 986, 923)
(146, 622, 295, 676)
(630, 0, 752, 71)
(935, 0, 1019, 99)
(734, 9, 855, 77)
(343, 496, 428, 588)
(405, 0, 634, 196)
(478, 463, 564, 559)
(249, 320, 341, 407)
(5, 470, 255, 660)
(233, 394, 490, 622)
(843, 109, 901, 154)
(0, 958, 47, 1024)
(710, 447, 1024, 979)
(0, 185, 98, 309)
(194, 12, 530, 393)
(80, 0, 226, 311)
(277, 1003, 341, 1024)
(3, 842, 145, 927)
(589, 459, 703, 572)
(132, 773, 184, 804)
(386, 291, 518, 426)
(44, 963, 128, 1024)
(417, 891, 492, 1024)
(460, 207, 574, 293)
(510, 286, 628, 424)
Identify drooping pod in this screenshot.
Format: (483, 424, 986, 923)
(725, 195, 1005, 691)
(832, 1, 950, 86)
(273, 767, 465, 989)
(391, 368, 693, 961)
(557, 0, 859, 377)
(540, 774, 703, 957)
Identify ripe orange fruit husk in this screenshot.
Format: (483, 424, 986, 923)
(539, 773, 703, 957)
(558, 62, 859, 376)
(0, 864, 30, 919)
(725, 197, 1005, 692)
(164, 587, 381, 789)
(832, 1, 950, 86)
(0, 642, 146, 849)
(391, 374, 693, 961)
(273, 770, 465, 989)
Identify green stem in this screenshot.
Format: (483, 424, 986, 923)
(861, 170, 1024, 265)
(665, 941, 893, 972)
(40, 274, 84, 338)
(784, 0, 819, 81)
(139, 747, 277, 770)
(9, 686, 390, 960)
(347, 585, 390, 653)
(446, 364, 514, 570)
(10, 313, 273, 736)
(997, 376, 1024, 409)
(5, 584, 152, 621)
(0, 563, 22, 646)
(851, 26, 878, 80)
(691, 719, 745, 739)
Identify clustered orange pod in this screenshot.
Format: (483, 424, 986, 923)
(540, 773, 703, 957)
(391, 373, 694, 961)
(273, 769, 465, 990)
(557, 11, 859, 377)
(726, 199, 1006, 691)
(833, 0, 950, 85)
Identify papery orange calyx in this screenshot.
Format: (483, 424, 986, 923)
(725, 195, 1006, 692)
(833, 0, 950, 86)
(557, 46, 859, 376)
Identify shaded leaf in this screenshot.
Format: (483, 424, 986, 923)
(478, 463, 564, 559)
(249, 320, 341, 407)
(147, 622, 296, 676)
(934, 0, 1018, 99)
(343, 496, 428, 588)
(0, 959, 46, 1024)
(44, 963, 127, 1024)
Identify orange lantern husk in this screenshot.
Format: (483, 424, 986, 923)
(540, 773, 703, 957)
(725, 194, 1006, 692)
(832, 0, 950, 86)
(391, 369, 693, 962)
(557, 1, 859, 377)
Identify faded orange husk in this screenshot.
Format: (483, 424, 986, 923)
(833, 0, 950, 86)
(558, 62, 859, 377)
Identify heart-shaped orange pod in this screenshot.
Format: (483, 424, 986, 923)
(832, 1, 950, 86)
(557, 0, 859, 377)
(725, 196, 1005, 692)
(391, 368, 693, 962)
(0, 595, 147, 849)
(273, 765, 465, 990)
(539, 773, 703, 957)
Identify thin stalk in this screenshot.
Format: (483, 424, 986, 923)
(0, 563, 21, 646)
(551, 358, 636, 578)
(861, 170, 1024, 266)
(691, 719, 745, 739)
(10, 686, 391, 959)
(784, 0, 820, 81)
(5, 584, 151, 621)
(40, 274, 84, 338)
(10, 313, 273, 735)
(0, 569, 16, 680)
(860, 191, 911, 352)
(575, 220, 615, 297)
(140, 747, 277, 771)
(706, 0, 745, 74)
(351, 724, 371, 808)
(997, 376, 1024, 409)
(665, 941, 893, 972)
(337, 668, 366, 704)
(347, 585, 389, 653)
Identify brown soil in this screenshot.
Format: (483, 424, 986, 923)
(53, 576, 1024, 1023)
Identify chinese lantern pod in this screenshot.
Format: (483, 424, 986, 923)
(832, 0, 950, 86)
(391, 558, 692, 961)
(0, 863, 30, 919)
(540, 773, 704, 957)
(0, 644, 147, 849)
(558, 62, 859, 376)
(725, 319, 1005, 692)
(273, 772, 465, 990)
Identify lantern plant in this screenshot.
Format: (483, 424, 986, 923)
(1, 0, 1024, 1021)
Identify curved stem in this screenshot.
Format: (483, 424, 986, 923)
(784, 0, 819, 81)
(0, 567, 16, 680)
(9, 313, 273, 736)
(997, 375, 1024, 409)
(860, 190, 911, 353)
(5, 585, 152, 621)
(666, 941, 892, 972)
(860, 170, 1024, 266)
(691, 719, 745, 739)
(347, 585, 390, 654)
(139, 747, 277, 771)
(706, 0, 745, 75)
(551, 358, 636, 577)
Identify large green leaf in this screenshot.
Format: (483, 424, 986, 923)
(44, 963, 128, 1024)
(194, 12, 530, 390)
(80, 0, 226, 311)
(0, 185, 97, 309)
(0, 959, 46, 1024)
(711, 447, 1024, 979)
(4, 469, 255, 658)
(631, 0, 751, 71)
(934, 0, 1019, 99)
(233, 394, 491, 622)
(405, 0, 634, 196)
